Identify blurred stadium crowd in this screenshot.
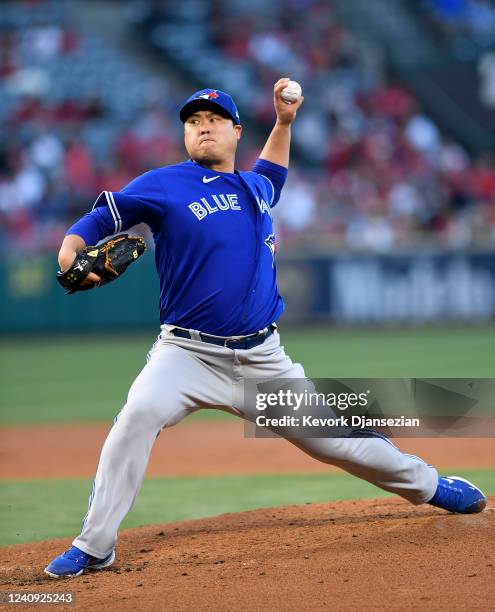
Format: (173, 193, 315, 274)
(1, 0, 494, 255)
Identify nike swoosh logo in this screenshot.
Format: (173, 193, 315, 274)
(202, 176, 220, 183)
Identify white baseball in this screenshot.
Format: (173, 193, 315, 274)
(281, 80, 302, 103)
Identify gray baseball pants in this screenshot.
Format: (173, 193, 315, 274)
(73, 326, 438, 558)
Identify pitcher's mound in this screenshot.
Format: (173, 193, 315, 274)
(1, 497, 493, 611)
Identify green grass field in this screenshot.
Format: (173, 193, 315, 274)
(1, 325, 494, 424)
(1, 469, 494, 547)
(1, 326, 494, 547)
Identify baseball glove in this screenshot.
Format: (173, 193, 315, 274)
(57, 234, 146, 294)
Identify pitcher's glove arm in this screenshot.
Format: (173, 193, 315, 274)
(57, 234, 146, 294)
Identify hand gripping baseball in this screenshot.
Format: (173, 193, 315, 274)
(274, 77, 304, 125)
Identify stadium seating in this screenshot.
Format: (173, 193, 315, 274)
(1, 0, 494, 255)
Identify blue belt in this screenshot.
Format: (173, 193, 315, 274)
(170, 324, 276, 350)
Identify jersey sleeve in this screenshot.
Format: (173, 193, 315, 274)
(91, 190, 148, 235)
(66, 170, 164, 245)
(251, 158, 288, 207)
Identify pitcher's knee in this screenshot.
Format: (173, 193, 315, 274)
(118, 392, 182, 432)
(291, 437, 348, 463)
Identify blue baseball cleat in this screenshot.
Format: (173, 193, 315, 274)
(44, 545, 115, 578)
(428, 476, 487, 514)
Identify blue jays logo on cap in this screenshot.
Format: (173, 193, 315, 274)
(179, 89, 240, 125)
(197, 91, 220, 100)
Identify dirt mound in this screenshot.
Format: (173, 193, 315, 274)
(0, 498, 493, 611)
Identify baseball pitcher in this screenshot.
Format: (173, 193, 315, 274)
(45, 79, 487, 578)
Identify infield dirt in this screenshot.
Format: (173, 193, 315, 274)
(0, 498, 494, 611)
(1, 420, 494, 610)
(1, 421, 494, 478)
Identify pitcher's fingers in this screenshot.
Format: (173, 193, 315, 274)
(80, 272, 102, 287)
(274, 78, 290, 92)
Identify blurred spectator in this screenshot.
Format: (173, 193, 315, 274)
(274, 173, 318, 238)
(64, 138, 97, 195)
(478, 51, 495, 108)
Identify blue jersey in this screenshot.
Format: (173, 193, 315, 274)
(68, 159, 288, 336)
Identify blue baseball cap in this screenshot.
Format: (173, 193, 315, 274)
(179, 89, 240, 125)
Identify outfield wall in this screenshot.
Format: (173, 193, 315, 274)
(280, 251, 495, 325)
(1, 251, 494, 332)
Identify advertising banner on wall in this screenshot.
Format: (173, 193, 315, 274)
(279, 252, 495, 324)
(1, 252, 495, 331)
